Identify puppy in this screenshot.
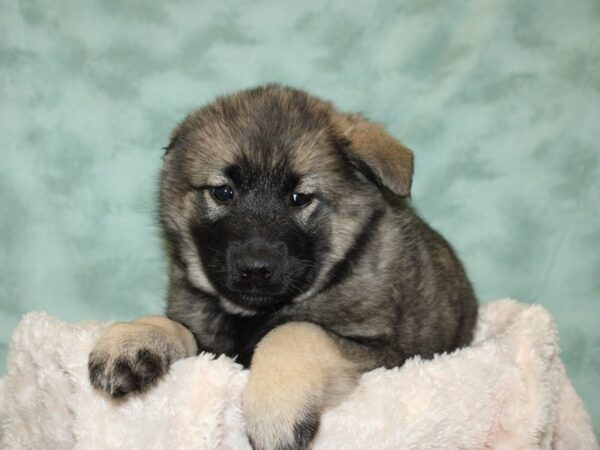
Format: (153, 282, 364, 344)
(89, 85, 478, 449)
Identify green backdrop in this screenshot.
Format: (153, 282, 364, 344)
(1, 0, 599, 436)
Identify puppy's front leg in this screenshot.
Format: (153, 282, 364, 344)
(243, 323, 360, 450)
(88, 316, 197, 398)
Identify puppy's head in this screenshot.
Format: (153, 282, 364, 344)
(160, 85, 413, 315)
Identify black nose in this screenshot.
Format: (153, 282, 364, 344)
(228, 240, 287, 290)
(236, 257, 274, 281)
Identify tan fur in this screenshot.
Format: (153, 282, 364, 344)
(178, 191, 220, 294)
(287, 128, 337, 177)
(133, 316, 198, 356)
(293, 195, 373, 303)
(243, 323, 358, 449)
(91, 316, 197, 365)
(333, 114, 414, 197)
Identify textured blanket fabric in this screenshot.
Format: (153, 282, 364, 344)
(0, 299, 597, 449)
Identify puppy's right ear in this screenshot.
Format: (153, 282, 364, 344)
(163, 122, 184, 155)
(333, 114, 413, 198)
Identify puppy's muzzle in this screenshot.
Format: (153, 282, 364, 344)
(227, 240, 288, 293)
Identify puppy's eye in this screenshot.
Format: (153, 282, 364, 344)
(290, 192, 313, 207)
(212, 185, 234, 202)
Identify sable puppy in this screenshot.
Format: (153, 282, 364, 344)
(89, 85, 478, 449)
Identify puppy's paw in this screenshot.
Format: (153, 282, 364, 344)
(88, 318, 197, 398)
(244, 382, 320, 450)
(243, 322, 358, 450)
(88, 322, 172, 398)
(244, 385, 321, 450)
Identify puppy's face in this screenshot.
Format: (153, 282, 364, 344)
(160, 86, 413, 315)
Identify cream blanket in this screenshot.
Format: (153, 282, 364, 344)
(0, 299, 597, 449)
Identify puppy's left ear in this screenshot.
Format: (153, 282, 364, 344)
(334, 114, 414, 198)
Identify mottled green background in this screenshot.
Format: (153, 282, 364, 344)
(1, 0, 599, 436)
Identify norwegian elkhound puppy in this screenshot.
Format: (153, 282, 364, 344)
(88, 85, 477, 449)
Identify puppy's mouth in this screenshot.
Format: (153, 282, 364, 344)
(227, 292, 289, 310)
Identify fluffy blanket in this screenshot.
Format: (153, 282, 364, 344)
(0, 299, 597, 449)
